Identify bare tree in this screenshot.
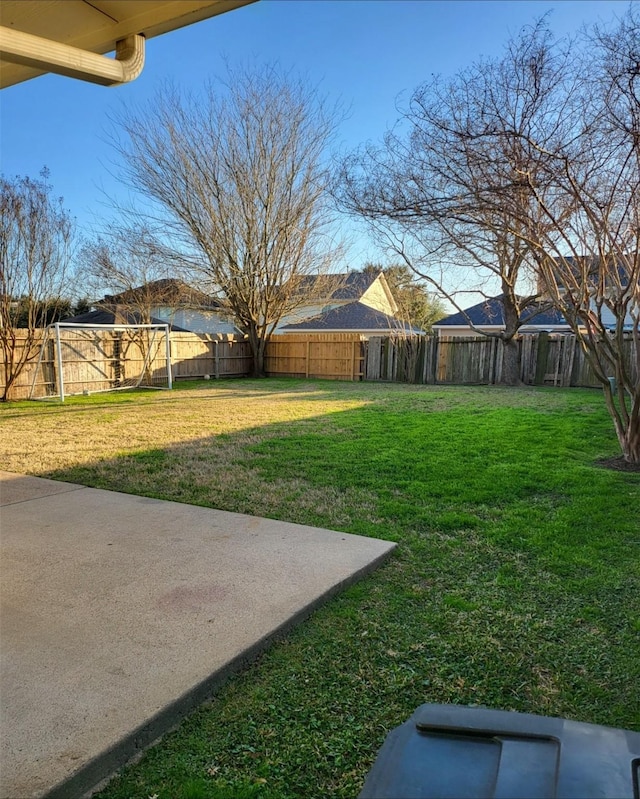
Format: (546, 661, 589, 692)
(111, 64, 342, 376)
(518, 9, 640, 465)
(81, 222, 180, 324)
(336, 21, 570, 385)
(0, 170, 74, 401)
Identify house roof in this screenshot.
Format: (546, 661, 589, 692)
(539, 256, 633, 292)
(280, 301, 423, 334)
(292, 272, 380, 301)
(434, 296, 568, 329)
(61, 308, 189, 331)
(103, 279, 221, 310)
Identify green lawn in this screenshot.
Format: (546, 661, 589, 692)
(2, 379, 639, 798)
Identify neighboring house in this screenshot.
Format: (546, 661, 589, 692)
(276, 271, 422, 335)
(97, 279, 241, 335)
(539, 256, 637, 331)
(60, 308, 189, 331)
(432, 296, 571, 338)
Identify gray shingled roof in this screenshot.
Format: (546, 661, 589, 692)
(280, 301, 423, 333)
(434, 296, 568, 328)
(291, 272, 379, 301)
(61, 309, 189, 331)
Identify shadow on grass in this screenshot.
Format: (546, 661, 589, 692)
(29, 385, 640, 798)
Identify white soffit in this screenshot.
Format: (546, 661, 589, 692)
(0, 0, 256, 88)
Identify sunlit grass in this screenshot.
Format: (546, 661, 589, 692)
(2, 378, 638, 799)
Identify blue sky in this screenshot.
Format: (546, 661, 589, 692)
(0, 0, 625, 273)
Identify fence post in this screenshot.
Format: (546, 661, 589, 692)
(364, 338, 371, 380)
(565, 335, 577, 387)
(54, 323, 65, 402)
(391, 338, 397, 381)
(496, 338, 502, 385)
(534, 332, 549, 385)
(361, 338, 367, 380)
(425, 335, 435, 384)
(433, 335, 441, 384)
(214, 339, 220, 379)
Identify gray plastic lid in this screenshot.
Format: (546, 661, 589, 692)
(359, 703, 640, 799)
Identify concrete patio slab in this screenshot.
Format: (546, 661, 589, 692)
(0, 471, 396, 799)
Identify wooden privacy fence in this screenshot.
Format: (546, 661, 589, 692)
(2, 329, 636, 399)
(1, 328, 171, 400)
(2, 332, 365, 398)
(265, 334, 366, 380)
(1, 333, 41, 400)
(34, 326, 171, 396)
(1, 331, 252, 400)
(170, 333, 252, 380)
(366, 335, 507, 385)
(364, 332, 637, 388)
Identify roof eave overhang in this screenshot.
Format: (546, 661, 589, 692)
(0, 0, 256, 88)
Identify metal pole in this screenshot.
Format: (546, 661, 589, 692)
(54, 323, 65, 402)
(165, 325, 173, 389)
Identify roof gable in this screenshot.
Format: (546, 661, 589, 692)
(292, 272, 379, 303)
(360, 272, 399, 315)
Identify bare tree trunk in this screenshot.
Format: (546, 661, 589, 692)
(603, 380, 640, 465)
(625, 425, 640, 465)
(246, 325, 266, 378)
(2, 365, 17, 402)
(500, 298, 522, 386)
(501, 337, 521, 387)
(254, 346, 266, 378)
(1, 328, 19, 401)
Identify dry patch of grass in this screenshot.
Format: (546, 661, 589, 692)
(0, 381, 367, 477)
(1, 380, 381, 530)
